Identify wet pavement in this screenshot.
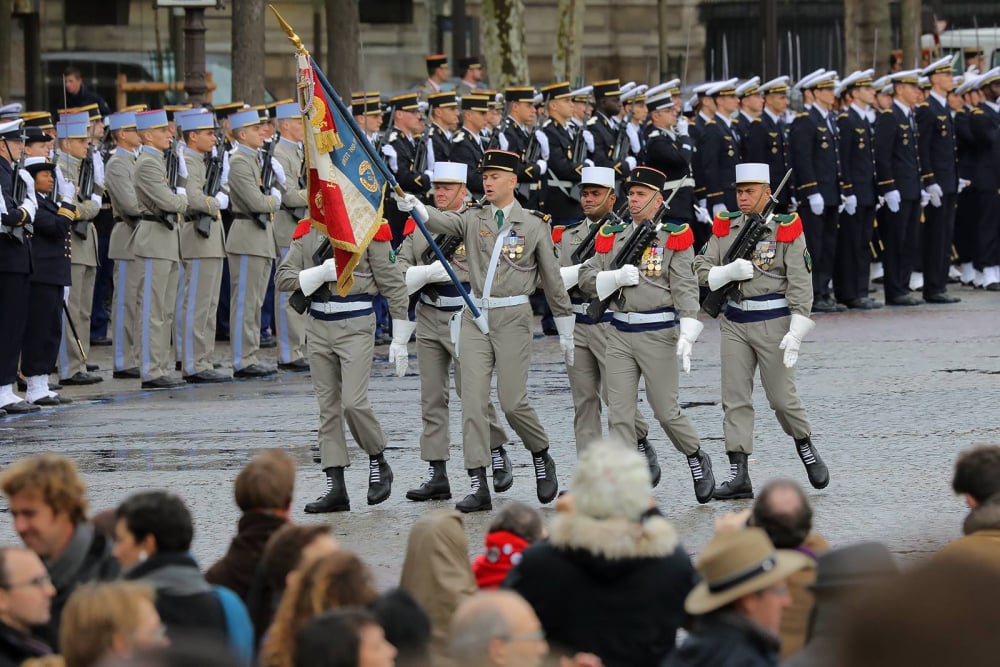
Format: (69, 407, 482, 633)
(0, 286, 998, 587)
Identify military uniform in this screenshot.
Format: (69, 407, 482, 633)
(970, 78, 1000, 288)
(540, 83, 583, 223)
(643, 127, 696, 223)
(271, 133, 309, 367)
(743, 101, 791, 208)
(499, 87, 546, 209)
(104, 142, 143, 377)
(835, 100, 878, 306)
(382, 93, 431, 241)
(450, 126, 486, 198)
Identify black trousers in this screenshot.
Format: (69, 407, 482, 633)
(833, 205, 876, 303)
(953, 189, 977, 265)
(921, 193, 957, 297)
(21, 282, 65, 377)
(0, 272, 30, 385)
(974, 190, 1000, 270)
(882, 198, 921, 301)
(800, 204, 839, 299)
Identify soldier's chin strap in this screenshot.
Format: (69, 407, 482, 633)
(632, 193, 661, 223)
(442, 188, 464, 211)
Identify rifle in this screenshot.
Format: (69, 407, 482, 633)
(487, 101, 511, 152)
(375, 106, 396, 152)
(701, 168, 793, 318)
(609, 110, 633, 164)
(412, 120, 432, 176)
(4, 137, 27, 243)
(289, 236, 335, 314)
(570, 123, 587, 165)
(254, 131, 282, 229)
(73, 145, 96, 238)
(160, 140, 180, 230)
(199, 144, 225, 238)
(571, 210, 622, 265)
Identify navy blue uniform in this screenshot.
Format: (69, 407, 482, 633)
(642, 127, 695, 223)
(384, 129, 429, 245)
(953, 106, 978, 268)
(541, 120, 582, 223)
(449, 127, 486, 198)
(834, 105, 877, 303)
(916, 93, 959, 297)
(700, 115, 741, 211)
(0, 158, 33, 388)
(969, 103, 1000, 275)
(586, 112, 630, 179)
(743, 110, 791, 208)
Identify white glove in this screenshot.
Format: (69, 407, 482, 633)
(624, 156, 637, 172)
(393, 193, 428, 221)
(676, 317, 704, 374)
(220, 151, 231, 185)
(583, 130, 594, 153)
(404, 261, 449, 294)
(808, 193, 824, 216)
(698, 198, 707, 211)
(920, 190, 930, 208)
(707, 258, 754, 291)
(214, 192, 229, 210)
(843, 194, 857, 216)
(789, 196, 798, 212)
(56, 166, 75, 202)
(534, 129, 550, 160)
(560, 264, 580, 290)
(694, 204, 712, 225)
(90, 193, 102, 207)
(884, 189, 901, 213)
(712, 203, 727, 218)
(958, 178, 971, 193)
(926, 183, 943, 208)
(675, 115, 690, 136)
(382, 144, 399, 172)
(298, 257, 337, 296)
(176, 151, 188, 179)
(16, 170, 37, 221)
(93, 153, 105, 186)
(269, 187, 282, 201)
(554, 315, 576, 366)
(595, 264, 639, 300)
(389, 319, 416, 377)
(270, 157, 287, 185)
(779, 313, 816, 369)
(535, 159, 547, 176)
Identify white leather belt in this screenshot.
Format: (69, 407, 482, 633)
(420, 293, 465, 308)
(664, 176, 696, 190)
(612, 311, 677, 324)
(572, 303, 590, 315)
(726, 297, 789, 312)
(309, 300, 373, 314)
(472, 295, 530, 308)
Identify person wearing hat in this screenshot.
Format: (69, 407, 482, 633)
(20, 157, 76, 406)
(394, 149, 574, 513)
(621, 84, 649, 156)
(54, 119, 103, 386)
(20, 126, 53, 159)
(873, 69, 926, 305)
(968, 68, 1000, 290)
(688, 82, 717, 212)
(426, 91, 459, 170)
(693, 162, 827, 499)
(665, 528, 811, 667)
(735, 77, 763, 159)
(643, 91, 698, 231)
(418, 54, 451, 101)
(585, 80, 635, 181)
(450, 95, 491, 199)
(539, 82, 584, 225)
(578, 166, 715, 504)
(553, 166, 653, 463)
(569, 85, 592, 131)
(455, 56, 485, 98)
(396, 161, 513, 502)
(498, 87, 547, 210)
(701, 78, 743, 218)
(953, 76, 981, 287)
(965, 47, 986, 75)
(351, 93, 383, 145)
(382, 93, 431, 242)
(743, 76, 792, 212)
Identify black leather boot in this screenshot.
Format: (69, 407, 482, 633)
(532, 448, 559, 504)
(638, 438, 661, 488)
(491, 445, 513, 493)
(455, 467, 492, 513)
(305, 467, 350, 513)
(686, 448, 715, 504)
(367, 453, 393, 505)
(795, 436, 830, 489)
(406, 460, 451, 501)
(713, 452, 754, 500)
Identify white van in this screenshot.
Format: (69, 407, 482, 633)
(922, 28, 1000, 72)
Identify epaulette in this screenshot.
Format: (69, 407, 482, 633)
(648, 129, 663, 138)
(388, 130, 399, 143)
(551, 225, 566, 244)
(527, 209, 551, 223)
(705, 119, 716, 125)
(452, 133, 465, 143)
(586, 116, 598, 126)
(662, 222, 695, 251)
(373, 222, 394, 242)
(402, 216, 417, 237)
(750, 117, 761, 123)
(595, 222, 625, 253)
(460, 200, 486, 212)
(916, 102, 929, 108)
(972, 108, 984, 115)
(795, 112, 809, 118)
(292, 219, 313, 240)
(712, 211, 741, 237)
(880, 108, 893, 114)
(837, 112, 848, 119)
(775, 212, 803, 243)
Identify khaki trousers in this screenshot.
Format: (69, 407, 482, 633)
(112, 258, 141, 372)
(137, 257, 179, 381)
(275, 246, 307, 364)
(229, 253, 272, 370)
(174, 262, 186, 364)
(58, 263, 95, 379)
(180, 257, 224, 375)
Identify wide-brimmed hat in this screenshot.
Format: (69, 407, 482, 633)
(810, 542, 898, 591)
(685, 528, 812, 615)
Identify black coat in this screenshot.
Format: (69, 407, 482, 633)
(65, 84, 111, 118)
(664, 611, 781, 667)
(643, 127, 694, 222)
(916, 94, 958, 194)
(449, 127, 486, 197)
(790, 106, 842, 203)
(29, 196, 73, 286)
(699, 115, 742, 210)
(0, 621, 51, 667)
(0, 158, 32, 275)
(969, 103, 1000, 193)
(744, 111, 791, 206)
(542, 120, 583, 220)
(587, 112, 628, 176)
(837, 106, 877, 207)
(205, 511, 286, 603)
(873, 103, 921, 200)
(503, 512, 695, 667)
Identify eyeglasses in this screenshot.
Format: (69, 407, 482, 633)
(1, 573, 52, 590)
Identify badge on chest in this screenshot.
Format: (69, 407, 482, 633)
(753, 240, 777, 271)
(503, 232, 525, 260)
(641, 243, 664, 277)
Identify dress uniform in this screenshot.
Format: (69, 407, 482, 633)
(953, 75, 979, 285)
(498, 87, 547, 210)
(586, 80, 635, 181)
(692, 162, 827, 499)
(382, 93, 431, 243)
(416, 54, 449, 102)
(743, 76, 793, 210)
(449, 95, 490, 198)
(274, 221, 409, 513)
(397, 149, 575, 513)
(701, 79, 743, 216)
(396, 161, 513, 501)
(540, 82, 584, 225)
(211, 101, 244, 342)
(969, 68, 1000, 290)
(735, 77, 763, 159)
(641, 91, 696, 224)
(578, 166, 715, 504)
(426, 92, 458, 170)
(689, 82, 717, 209)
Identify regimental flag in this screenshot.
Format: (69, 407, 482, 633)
(295, 53, 387, 296)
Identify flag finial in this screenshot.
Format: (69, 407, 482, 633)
(269, 4, 308, 57)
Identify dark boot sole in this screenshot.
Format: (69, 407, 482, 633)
(456, 501, 492, 513)
(304, 502, 350, 513)
(713, 490, 755, 501)
(405, 490, 452, 501)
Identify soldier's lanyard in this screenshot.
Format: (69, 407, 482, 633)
(632, 193, 658, 222)
(442, 190, 463, 211)
(481, 221, 514, 304)
(594, 188, 613, 216)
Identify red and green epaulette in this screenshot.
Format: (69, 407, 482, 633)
(595, 222, 628, 253)
(373, 221, 394, 242)
(712, 211, 742, 237)
(551, 225, 567, 244)
(292, 219, 313, 240)
(774, 213, 803, 242)
(662, 222, 695, 251)
(403, 216, 417, 237)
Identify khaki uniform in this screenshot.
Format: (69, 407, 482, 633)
(272, 138, 309, 364)
(425, 200, 572, 470)
(692, 212, 813, 453)
(226, 144, 280, 371)
(104, 148, 143, 373)
(396, 225, 509, 462)
(275, 228, 408, 468)
(56, 153, 101, 379)
(179, 147, 227, 376)
(557, 219, 650, 451)
(133, 146, 185, 381)
(578, 223, 702, 456)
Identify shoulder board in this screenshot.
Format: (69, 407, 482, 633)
(750, 117, 761, 123)
(881, 108, 893, 114)
(775, 212, 803, 243)
(648, 129, 663, 138)
(732, 117, 741, 124)
(663, 222, 695, 251)
(837, 112, 848, 119)
(403, 216, 417, 237)
(373, 222, 394, 242)
(595, 223, 624, 254)
(916, 102, 929, 108)
(705, 119, 716, 125)
(460, 200, 486, 212)
(292, 219, 313, 240)
(972, 108, 984, 115)
(551, 225, 566, 244)
(586, 117, 598, 126)
(795, 112, 809, 118)
(527, 209, 551, 223)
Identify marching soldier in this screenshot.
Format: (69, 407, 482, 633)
(701, 78, 742, 217)
(394, 149, 575, 513)
(426, 92, 459, 170)
(417, 54, 451, 101)
(540, 82, 584, 225)
(693, 162, 826, 499)
(275, 217, 409, 513)
(743, 76, 792, 210)
(396, 161, 514, 501)
(642, 91, 696, 226)
(690, 82, 717, 210)
(449, 94, 490, 198)
(577, 166, 715, 504)
(498, 87, 546, 209)
(382, 93, 430, 240)
(586, 80, 635, 181)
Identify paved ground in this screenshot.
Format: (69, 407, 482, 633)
(0, 285, 997, 587)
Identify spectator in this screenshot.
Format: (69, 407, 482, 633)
(448, 591, 549, 667)
(399, 510, 477, 666)
(949, 444, 1000, 506)
(665, 528, 811, 667)
(0, 547, 56, 667)
(782, 542, 898, 667)
(114, 491, 252, 661)
(371, 588, 432, 667)
(504, 440, 695, 666)
(207, 450, 295, 601)
(62, 68, 110, 118)
(472, 502, 544, 589)
(0, 455, 119, 647)
(59, 582, 167, 667)
(261, 551, 378, 667)
(294, 608, 396, 667)
(934, 492, 1000, 568)
(100, 640, 242, 667)
(246, 524, 338, 646)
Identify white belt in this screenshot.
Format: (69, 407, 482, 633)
(726, 297, 789, 312)
(420, 293, 466, 308)
(309, 300, 373, 314)
(572, 303, 590, 315)
(664, 176, 696, 191)
(611, 311, 677, 324)
(472, 295, 530, 309)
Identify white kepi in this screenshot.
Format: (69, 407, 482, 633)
(735, 162, 770, 185)
(431, 161, 467, 184)
(580, 166, 616, 189)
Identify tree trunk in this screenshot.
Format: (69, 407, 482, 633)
(325, 0, 361, 99)
(899, 0, 923, 70)
(553, 0, 585, 84)
(481, 0, 529, 89)
(844, 0, 892, 74)
(0, 0, 12, 100)
(232, 0, 265, 104)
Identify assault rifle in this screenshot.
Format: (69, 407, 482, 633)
(288, 236, 335, 315)
(256, 131, 281, 229)
(161, 140, 180, 230)
(4, 135, 27, 243)
(571, 210, 623, 265)
(412, 121, 432, 176)
(609, 111, 633, 164)
(486, 98, 510, 152)
(73, 146, 96, 238)
(199, 142, 225, 238)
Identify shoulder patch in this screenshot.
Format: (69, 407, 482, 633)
(373, 222, 394, 242)
(527, 209, 551, 223)
(292, 219, 313, 240)
(452, 134, 464, 143)
(403, 216, 417, 237)
(775, 212, 804, 243)
(551, 225, 566, 244)
(881, 108, 893, 114)
(796, 112, 809, 118)
(586, 117, 598, 126)
(663, 223, 695, 251)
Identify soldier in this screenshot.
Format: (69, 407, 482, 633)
(701, 78, 743, 217)
(274, 218, 409, 513)
(176, 110, 230, 383)
(394, 149, 575, 513)
(270, 102, 310, 370)
(226, 108, 282, 377)
(397, 161, 513, 501)
(417, 54, 451, 100)
(540, 82, 584, 226)
(426, 92, 459, 170)
(970, 68, 1000, 290)
(577, 166, 715, 504)
(690, 82, 718, 211)
(621, 84, 650, 158)
(449, 94, 490, 198)
(497, 87, 546, 210)
(953, 74, 980, 286)
(743, 76, 792, 211)
(735, 77, 763, 158)
(642, 91, 696, 226)
(382, 93, 431, 240)
(586, 80, 635, 181)
(455, 56, 486, 98)
(352, 93, 384, 145)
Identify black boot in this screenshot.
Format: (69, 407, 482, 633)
(532, 448, 559, 504)
(491, 445, 513, 493)
(456, 467, 492, 513)
(686, 449, 715, 504)
(406, 460, 452, 501)
(713, 452, 754, 500)
(638, 438, 661, 488)
(795, 436, 830, 489)
(367, 453, 393, 505)
(304, 467, 350, 513)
